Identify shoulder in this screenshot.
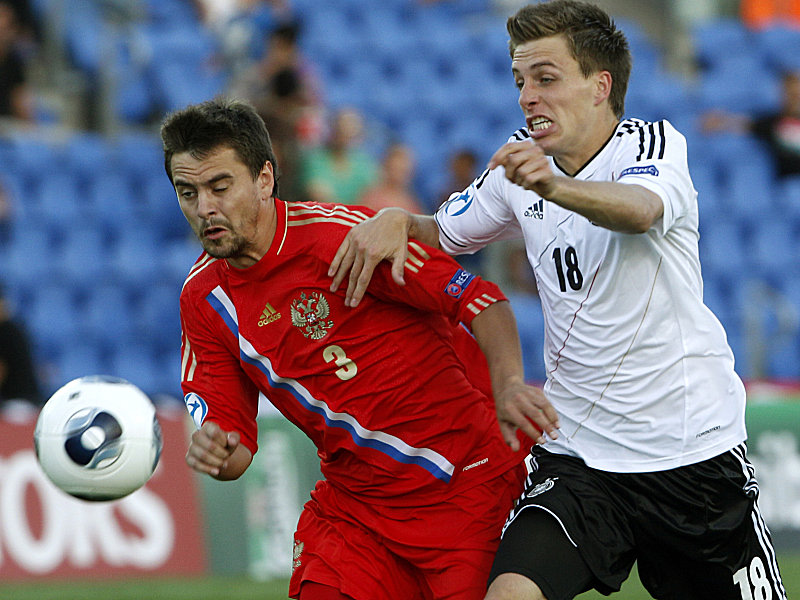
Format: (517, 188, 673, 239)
(284, 201, 376, 255)
(613, 118, 687, 160)
(180, 252, 224, 306)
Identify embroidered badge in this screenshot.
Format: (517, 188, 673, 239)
(290, 291, 333, 340)
(258, 302, 282, 326)
(525, 476, 558, 498)
(293, 540, 303, 572)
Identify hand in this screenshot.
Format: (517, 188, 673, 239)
(185, 421, 241, 477)
(488, 139, 556, 198)
(494, 379, 560, 450)
(328, 207, 410, 307)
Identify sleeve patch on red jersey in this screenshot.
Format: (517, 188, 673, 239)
(445, 269, 476, 298)
(184, 392, 208, 429)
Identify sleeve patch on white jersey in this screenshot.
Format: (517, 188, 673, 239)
(620, 165, 659, 178)
(440, 186, 476, 216)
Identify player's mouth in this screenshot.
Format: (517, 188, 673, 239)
(203, 225, 228, 240)
(527, 116, 553, 137)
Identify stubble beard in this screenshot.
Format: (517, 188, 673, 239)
(201, 232, 247, 259)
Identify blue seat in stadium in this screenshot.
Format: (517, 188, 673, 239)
(80, 282, 136, 347)
(150, 60, 228, 113)
(8, 136, 63, 180)
(776, 176, 800, 226)
(56, 345, 108, 388)
(26, 282, 83, 352)
(716, 140, 777, 223)
(692, 18, 756, 72)
(112, 132, 164, 182)
(142, 177, 187, 241)
(695, 61, 781, 115)
(767, 337, 800, 379)
(28, 170, 84, 231)
(4, 224, 58, 289)
(747, 217, 799, 282)
(690, 161, 722, 224)
(62, 0, 104, 75)
(108, 346, 167, 397)
(115, 67, 156, 125)
(702, 271, 738, 328)
(756, 25, 800, 73)
(507, 292, 546, 383)
(162, 238, 203, 283)
(56, 225, 110, 288)
(109, 228, 161, 288)
(132, 282, 181, 350)
(84, 168, 139, 233)
(698, 217, 749, 280)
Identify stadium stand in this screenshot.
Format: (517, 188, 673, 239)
(1, 0, 799, 401)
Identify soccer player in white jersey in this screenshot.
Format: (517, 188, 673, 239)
(328, 1, 787, 598)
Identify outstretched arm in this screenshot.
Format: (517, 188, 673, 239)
(489, 140, 663, 233)
(328, 207, 441, 307)
(471, 301, 560, 449)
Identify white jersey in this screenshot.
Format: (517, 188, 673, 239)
(435, 118, 747, 473)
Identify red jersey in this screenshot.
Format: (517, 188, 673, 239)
(180, 200, 527, 505)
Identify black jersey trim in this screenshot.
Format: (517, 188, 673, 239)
(617, 118, 667, 162)
(553, 123, 620, 178)
(433, 210, 469, 249)
(512, 128, 531, 142)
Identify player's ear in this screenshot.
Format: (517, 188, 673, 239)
(259, 161, 276, 199)
(593, 71, 612, 106)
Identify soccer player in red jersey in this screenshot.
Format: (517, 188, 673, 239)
(160, 99, 560, 600)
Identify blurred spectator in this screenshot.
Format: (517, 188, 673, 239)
(4, 0, 38, 48)
(230, 20, 324, 147)
(301, 108, 378, 205)
(741, 0, 800, 29)
(700, 71, 800, 178)
(0, 284, 43, 408)
(256, 68, 312, 202)
(0, 0, 34, 122)
(436, 148, 480, 208)
(197, 0, 294, 76)
(436, 148, 486, 275)
(0, 177, 12, 243)
(359, 142, 425, 214)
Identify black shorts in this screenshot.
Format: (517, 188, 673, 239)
(489, 444, 787, 600)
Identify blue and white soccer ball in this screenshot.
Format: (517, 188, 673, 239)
(34, 376, 163, 501)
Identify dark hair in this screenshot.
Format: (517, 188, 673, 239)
(507, 0, 631, 119)
(160, 98, 280, 196)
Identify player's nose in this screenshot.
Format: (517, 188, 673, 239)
(196, 189, 218, 218)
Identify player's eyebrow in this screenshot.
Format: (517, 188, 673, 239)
(512, 60, 559, 75)
(174, 173, 233, 188)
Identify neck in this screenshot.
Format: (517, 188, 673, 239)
(226, 198, 278, 269)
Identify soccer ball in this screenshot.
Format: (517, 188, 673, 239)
(34, 375, 163, 501)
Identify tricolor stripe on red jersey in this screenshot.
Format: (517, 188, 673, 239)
(203, 285, 457, 482)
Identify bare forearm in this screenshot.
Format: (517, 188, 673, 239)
(543, 179, 663, 233)
(470, 301, 560, 446)
(407, 214, 441, 249)
(471, 301, 526, 392)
